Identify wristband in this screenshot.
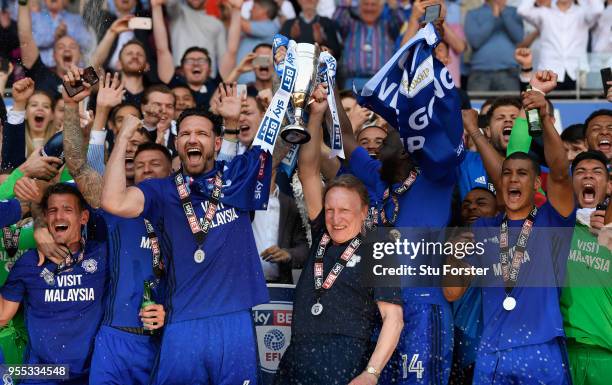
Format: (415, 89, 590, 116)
(520, 67, 533, 73)
(223, 128, 240, 135)
(18, 0, 28, 5)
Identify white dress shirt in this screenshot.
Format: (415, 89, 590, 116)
(592, 4, 612, 53)
(518, 0, 604, 81)
(252, 185, 281, 281)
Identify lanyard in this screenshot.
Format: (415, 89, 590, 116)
(313, 233, 362, 302)
(379, 169, 419, 226)
(55, 240, 85, 275)
(499, 206, 538, 294)
(2, 227, 21, 258)
(174, 171, 223, 249)
(144, 219, 163, 278)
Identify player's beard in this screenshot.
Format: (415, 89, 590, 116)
(179, 147, 215, 176)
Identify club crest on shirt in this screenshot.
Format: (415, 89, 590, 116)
(347, 254, 361, 268)
(82, 259, 98, 274)
(39, 268, 55, 286)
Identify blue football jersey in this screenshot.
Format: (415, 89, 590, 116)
(350, 146, 457, 304)
(471, 201, 576, 352)
(100, 213, 161, 328)
(456, 151, 492, 201)
(0, 242, 108, 379)
(137, 147, 271, 323)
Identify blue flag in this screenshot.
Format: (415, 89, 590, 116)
(357, 23, 465, 177)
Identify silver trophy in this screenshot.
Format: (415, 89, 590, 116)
(280, 43, 320, 144)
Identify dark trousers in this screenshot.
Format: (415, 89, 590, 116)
(274, 334, 373, 385)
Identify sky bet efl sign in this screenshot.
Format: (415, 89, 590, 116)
(251, 284, 294, 384)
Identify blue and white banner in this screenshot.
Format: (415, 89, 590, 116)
(356, 23, 465, 175)
(253, 39, 298, 153)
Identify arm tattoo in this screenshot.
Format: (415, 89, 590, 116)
(63, 104, 103, 208)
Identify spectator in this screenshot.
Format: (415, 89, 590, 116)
(85, 0, 154, 72)
(592, 0, 612, 55)
(225, 43, 274, 91)
(31, 0, 94, 68)
(583, 109, 612, 160)
(561, 123, 587, 162)
(162, 0, 227, 75)
(153, 0, 239, 110)
(236, 0, 280, 84)
(400, 0, 466, 87)
(1, 78, 59, 170)
(171, 85, 196, 119)
(92, 35, 155, 105)
(140, 84, 177, 154)
(242, 0, 295, 25)
(0, 5, 18, 63)
(335, 0, 404, 90)
(518, 0, 604, 90)
(465, 0, 524, 91)
(17, 3, 82, 98)
(279, 0, 343, 58)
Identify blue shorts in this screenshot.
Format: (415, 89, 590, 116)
(473, 338, 572, 385)
(150, 310, 258, 385)
(380, 303, 453, 385)
(89, 325, 158, 385)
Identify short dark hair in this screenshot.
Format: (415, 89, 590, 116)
(585, 109, 612, 130)
(503, 151, 540, 176)
(42, 183, 87, 212)
(142, 84, 175, 106)
(180, 47, 211, 66)
(135, 142, 173, 163)
(561, 124, 585, 142)
(254, 0, 279, 19)
(339, 89, 356, 100)
(324, 174, 370, 208)
(253, 43, 273, 53)
(110, 102, 142, 125)
(486, 96, 522, 123)
(176, 109, 223, 136)
(571, 150, 609, 174)
(119, 39, 147, 58)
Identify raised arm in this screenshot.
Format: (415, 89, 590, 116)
(463, 109, 505, 207)
(152, 0, 175, 84)
(17, 3, 39, 69)
(218, 0, 243, 80)
(522, 71, 574, 217)
(90, 15, 133, 72)
(101, 114, 146, 217)
(297, 85, 328, 220)
(61, 66, 105, 208)
(337, 88, 359, 161)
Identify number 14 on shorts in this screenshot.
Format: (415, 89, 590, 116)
(401, 354, 424, 379)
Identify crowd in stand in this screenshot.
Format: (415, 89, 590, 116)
(0, 0, 610, 385)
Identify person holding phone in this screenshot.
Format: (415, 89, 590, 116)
(399, 0, 466, 88)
